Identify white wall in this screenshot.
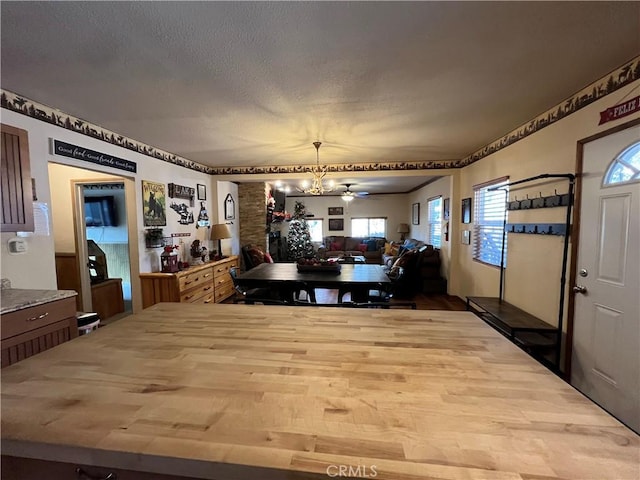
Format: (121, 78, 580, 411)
(283, 193, 409, 242)
(1, 108, 215, 290)
(407, 176, 453, 282)
(454, 80, 640, 327)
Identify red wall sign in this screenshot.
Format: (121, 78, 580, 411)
(599, 95, 640, 125)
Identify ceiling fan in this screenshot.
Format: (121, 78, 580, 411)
(341, 184, 368, 202)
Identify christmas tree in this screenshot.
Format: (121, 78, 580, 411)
(287, 201, 314, 260)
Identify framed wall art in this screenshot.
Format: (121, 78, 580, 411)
(328, 218, 344, 231)
(142, 180, 166, 226)
(328, 206, 343, 215)
(197, 184, 206, 201)
(443, 197, 450, 220)
(412, 203, 420, 225)
(461, 197, 472, 224)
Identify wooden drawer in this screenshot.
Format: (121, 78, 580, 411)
(214, 280, 235, 302)
(193, 292, 215, 304)
(180, 283, 214, 303)
(1, 297, 76, 340)
(213, 259, 237, 279)
(178, 267, 213, 292)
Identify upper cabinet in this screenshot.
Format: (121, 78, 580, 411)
(1, 124, 34, 232)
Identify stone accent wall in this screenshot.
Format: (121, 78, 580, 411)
(238, 183, 268, 254)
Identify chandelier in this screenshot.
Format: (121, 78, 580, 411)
(298, 141, 334, 195)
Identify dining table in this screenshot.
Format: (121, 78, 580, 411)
(235, 262, 391, 303)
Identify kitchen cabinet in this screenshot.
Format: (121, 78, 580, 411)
(1, 123, 34, 232)
(1, 294, 77, 368)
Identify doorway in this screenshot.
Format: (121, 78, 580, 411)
(49, 163, 141, 321)
(569, 120, 639, 433)
(82, 182, 133, 319)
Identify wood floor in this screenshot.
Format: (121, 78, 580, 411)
(225, 289, 468, 310)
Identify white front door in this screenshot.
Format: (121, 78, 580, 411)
(571, 123, 640, 433)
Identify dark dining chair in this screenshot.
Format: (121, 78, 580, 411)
(367, 267, 406, 303)
(229, 266, 275, 304)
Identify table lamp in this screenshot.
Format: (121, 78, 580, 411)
(397, 223, 410, 241)
(211, 223, 232, 258)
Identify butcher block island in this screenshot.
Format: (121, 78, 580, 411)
(2, 303, 638, 480)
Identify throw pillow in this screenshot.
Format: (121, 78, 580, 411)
(390, 244, 400, 256)
(358, 243, 368, 253)
(384, 242, 395, 255)
(366, 239, 378, 251)
(247, 247, 265, 266)
(330, 241, 341, 251)
(345, 237, 361, 251)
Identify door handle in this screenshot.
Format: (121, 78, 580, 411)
(573, 285, 587, 294)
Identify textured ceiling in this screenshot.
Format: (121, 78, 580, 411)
(1, 1, 639, 193)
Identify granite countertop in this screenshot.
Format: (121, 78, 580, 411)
(0, 288, 77, 315)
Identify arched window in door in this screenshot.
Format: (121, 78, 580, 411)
(603, 141, 640, 186)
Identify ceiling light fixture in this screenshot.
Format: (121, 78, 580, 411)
(297, 141, 334, 195)
(341, 183, 356, 202)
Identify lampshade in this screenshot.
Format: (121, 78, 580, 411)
(397, 223, 410, 234)
(210, 223, 232, 240)
(210, 223, 232, 257)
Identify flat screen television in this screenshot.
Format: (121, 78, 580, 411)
(85, 196, 118, 227)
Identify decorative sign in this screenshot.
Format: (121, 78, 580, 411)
(599, 95, 640, 125)
(169, 202, 194, 225)
(224, 193, 235, 220)
(142, 180, 166, 226)
(196, 202, 210, 229)
(171, 233, 191, 237)
(168, 183, 195, 206)
(53, 140, 137, 173)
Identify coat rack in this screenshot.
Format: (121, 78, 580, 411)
(488, 173, 575, 370)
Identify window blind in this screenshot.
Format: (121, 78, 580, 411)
(427, 197, 442, 247)
(473, 180, 508, 267)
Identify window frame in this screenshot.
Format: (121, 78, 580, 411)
(472, 177, 509, 269)
(426, 196, 442, 248)
(350, 217, 387, 238)
(602, 141, 640, 187)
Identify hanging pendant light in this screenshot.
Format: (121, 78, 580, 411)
(297, 142, 334, 195)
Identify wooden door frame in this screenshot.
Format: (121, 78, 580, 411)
(566, 117, 640, 377)
(71, 176, 142, 315)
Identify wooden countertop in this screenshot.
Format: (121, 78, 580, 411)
(0, 288, 77, 315)
(1, 303, 638, 479)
